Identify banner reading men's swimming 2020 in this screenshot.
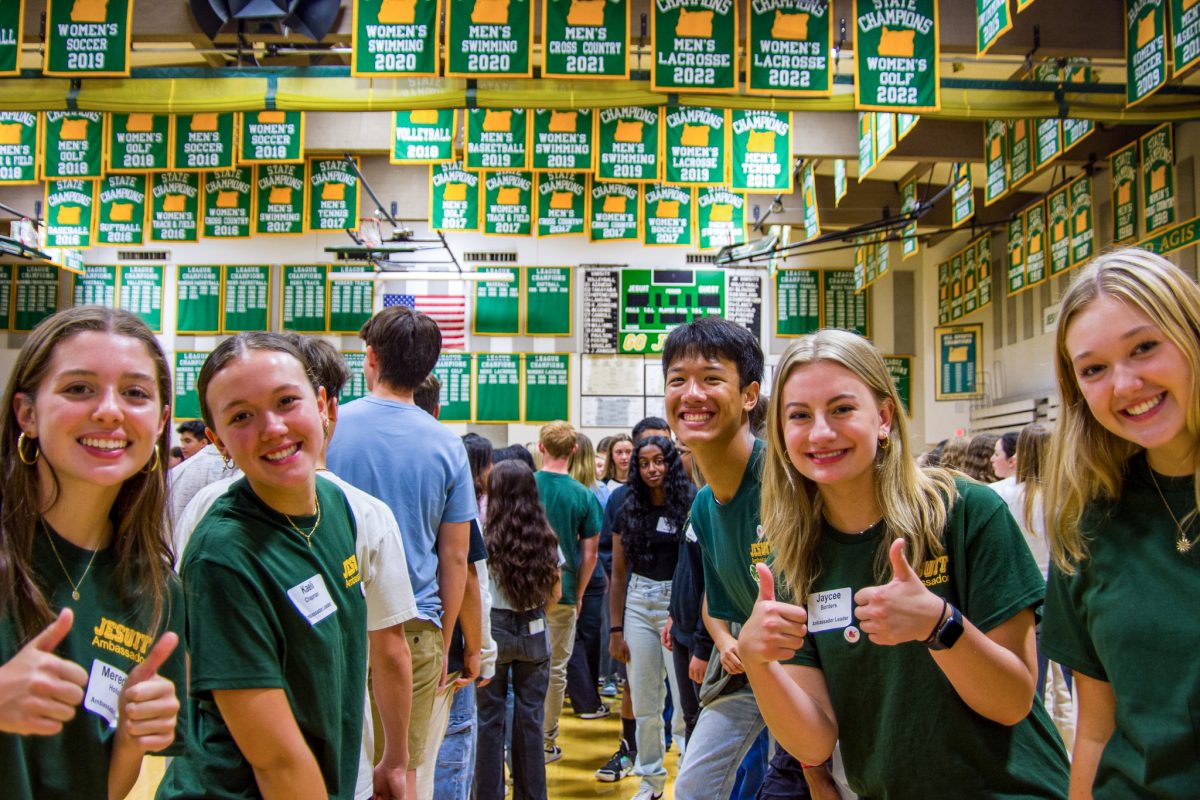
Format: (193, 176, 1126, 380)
(352, 0, 440, 76)
(597, 107, 662, 183)
(391, 110, 456, 164)
(1126, 0, 1167, 106)
(543, 0, 629, 78)
(44, 0, 132, 76)
(731, 110, 792, 193)
(853, 0, 940, 112)
(746, 0, 833, 96)
(665, 107, 727, 185)
(447, 0, 533, 77)
(653, 0, 737, 93)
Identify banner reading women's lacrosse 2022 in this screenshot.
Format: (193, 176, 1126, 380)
(543, 0, 629, 78)
(352, 0, 440, 76)
(746, 0, 833, 96)
(853, 0, 939, 112)
(652, 0, 738, 93)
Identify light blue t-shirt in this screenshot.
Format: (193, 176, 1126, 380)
(327, 396, 477, 626)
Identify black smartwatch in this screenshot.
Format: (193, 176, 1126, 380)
(926, 604, 964, 651)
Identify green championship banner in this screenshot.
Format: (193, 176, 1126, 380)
(0, 111, 37, 184)
(1007, 212, 1025, 295)
(853, 0, 939, 112)
(14, 265, 60, 332)
(619, 268, 724, 353)
(42, 111, 104, 179)
(975, 232, 993, 310)
(1069, 173, 1095, 267)
(44, 179, 96, 247)
(962, 243, 977, 315)
(203, 168, 253, 239)
(1007, 117, 1032, 188)
(642, 184, 693, 246)
(430, 160, 480, 231)
(73, 264, 117, 308)
(821, 269, 868, 336)
(474, 267, 521, 335)
(118, 264, 163, 332)
(664, 106, 727, 185)
(1033, 116, 1061, 172)
(1172, 0, 1200, 74)
(935, 324, 982, 400)
(696, 187, 745, 250)
(948, 250, 963, 319)
(433, 352, 472, 422)
(97, 173, 146, 246)
(590, 180, 640, 240)
(1023, 199, 1047, 287)
(536, 171, 588, 237)
(900, 175, 918, 259)
(884, 355, 912, 414)
(1110, 141, 1139, 243)
(391, 110, 457, 163)
(239, 111, 304, 164)
(339, 352, 368, 405)
(731, 109, 792, 193)
(254, 164, 306, 236)
(1140, 122, 1175, 235)
(172, 113, 236, 171)
(44, 0, 131, 76)
(475, 353, 522, 422)
(222, 265, 272, 332)
(857, 111, 876, 181)
(774, 269, 819, 336)
(542, 0, 629, 78)
(467, 108, 529, 170)
(483, 171, 533, 236)
(1062, 60, 1095, 151)
(281, 264, 328, 333)
(176, 265, 222, 335)
(854, 235, 890, 292)
(1126, 0, 1167, 106)
(107, 114, 170, 172)
(149, 171, 199, 243)
(352, 0, 440, 76)
(798, 161, 819, 241)
(446, 0, 533, 77)
(173, 351, 208, 420)
(652, 0, 738, 93)
(984, 119, 1007, 205)
(875, 112, 897, 160)
(936, 260, 950, 323)
(952, 162, 973, 228)
(524, 266, 572, 335)
(523, 353, 570, 422)
(833, 158, 847, 205)
(976, 0, 1012, 54)
(1047, 183, 1072, 276)
(306, 158, 360, 232)
(532, 108, 594, 171)
(596, 107, 662, 183)
(0, 1, 22, 75)
(746, 0, 833, 96)
(898, 111, 919, 138)
(328, 265, 375, 333)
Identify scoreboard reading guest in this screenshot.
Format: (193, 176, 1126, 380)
(619, 269, 724, 353)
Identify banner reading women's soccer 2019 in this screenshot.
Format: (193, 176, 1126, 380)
(543, 0, 629, 78)
(352, 0, 440, 76)
(746, 0, 833, 96)
(43, 0, 132, 76)
(853, 0, 939, 112)
(652, 0, 737, 93)
(447, 0, 533, 76)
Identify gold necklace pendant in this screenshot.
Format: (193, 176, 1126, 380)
(1148, 468, 1197, 556)
(1178, 535, 1194, 555)
(42, 521, 100, 602)
(283, 495, 321, 548)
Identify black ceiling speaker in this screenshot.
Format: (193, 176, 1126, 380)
(189, 0, 341, 41)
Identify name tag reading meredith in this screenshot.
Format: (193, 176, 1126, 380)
(84, 659, 128, 728)
(287, 573, 338, 626)
(807, 586, 853, 633)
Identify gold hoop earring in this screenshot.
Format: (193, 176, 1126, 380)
(16, 432, 39, 465)
(878, 435, 891, 450)
(142, 444, 161, 473)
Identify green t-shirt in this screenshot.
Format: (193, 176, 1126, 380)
(1043, 454, 1200, 797)
(157, 477, 368, 800)
(0, 525, 187, 800)
(789, 478, 1070, 799)
(688, 438, 770, 626)
(534, 470, 602, 606)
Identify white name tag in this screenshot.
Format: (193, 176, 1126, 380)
(529, 618, 545, 635)
(84, 659, 128, 728)
(287, 573, 338, 626)
(684, 523, 698, 543)
(656, 516, 675, 534)
(807, 587, 853, 634)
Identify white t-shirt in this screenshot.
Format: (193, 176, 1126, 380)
(991, 476, 1049, 579)
(175, 470, 417, 800)
(168, 444, 240, 523)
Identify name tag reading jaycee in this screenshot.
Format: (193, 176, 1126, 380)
(288, 573, 338, 626)
(84, 659, 128, 728)
(807, 587, 853, 633)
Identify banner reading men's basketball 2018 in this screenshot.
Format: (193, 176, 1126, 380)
(746, 0, 833, 96)
(447, 0, 533, 76)
(543, 0, 629, 78)
(352, 0, 440, 76)
(652, 0, 738, 92)
(853, 0, 940, 112)
(44, 0, 132, 76)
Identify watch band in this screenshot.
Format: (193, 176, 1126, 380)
(926, 604, 964, 651)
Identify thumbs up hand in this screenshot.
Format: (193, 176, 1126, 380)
(853, 539, 945, 646)
(116, 632, 180, 753)
(0, 609, 89, 736)
(738, 563, 810, 667)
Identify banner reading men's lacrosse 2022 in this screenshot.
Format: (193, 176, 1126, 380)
(746, 0, 833, 96)
(652, 0, 738, 93)
(352, 0, 440, 76)
(543, 0, 629, 78)
(853, 0, 940, 112)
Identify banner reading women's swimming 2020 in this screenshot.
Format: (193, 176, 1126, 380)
(543, 0, 629, 78)
(746, 0, 833, 96)
(853, 0, 940, 112)
(352, 0, 440, 76)
(447, 0, 533, 77)
(652, 0, 738, 93)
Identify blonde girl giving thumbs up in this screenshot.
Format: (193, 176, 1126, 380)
(738, 329, 1070, 800)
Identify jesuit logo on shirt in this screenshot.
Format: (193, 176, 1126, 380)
(919, 555, 949, 587)
(749, 531, 771, 581)
(93, 617, 153, 664)
(343, 554, 362, 589)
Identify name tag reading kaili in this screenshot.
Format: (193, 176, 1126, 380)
(287, 573, 338, 626)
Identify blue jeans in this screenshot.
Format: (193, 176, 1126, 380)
(433, 683, 477, 800)
(675, 685, 766, 800)
(625, 574, 685, 794)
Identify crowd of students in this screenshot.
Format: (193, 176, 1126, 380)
(0, 245, 1197, 799)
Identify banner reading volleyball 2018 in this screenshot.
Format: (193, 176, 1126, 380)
(543, 0, 629, 78)
(746, 0, 833, 96)
(447, 0, 533, 76)
(853, 0, 940, 112)
(44, 0, 132, 76)
(352, 0, 440, 76)
(652, 0, 738, 92)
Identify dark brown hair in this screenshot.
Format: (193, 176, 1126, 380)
(196, 332, 311, 429)
(359, 305, 441, 392)
(484, 460, 560, 610)
(963, 433, 1000, 483)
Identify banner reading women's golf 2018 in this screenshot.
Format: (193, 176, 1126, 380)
(352, 0, 440, 76)
(665, 107, 727, 185)
(543, 0, 629, 78)
(597, 107, 662, 182)
(652, 0, 738, 93)
(746, 0, 833, 96)
(107, 114, 170, 172)
(731, 110, 792, 193)
(447, 0, 533, 76)
(853, 0, 939, 112)
(44, 0, 132, 76)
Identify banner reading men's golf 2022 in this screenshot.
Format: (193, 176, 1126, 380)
(543, 0, 629, 78)
(746, 0, 833, 96)
(652, 0, 738, 93)
(853, 0, 940, 112)
(352, 0, 440, 76)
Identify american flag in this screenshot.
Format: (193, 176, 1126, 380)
(383, 294, 467, 350)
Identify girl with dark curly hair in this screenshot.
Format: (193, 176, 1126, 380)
(475, 460, 562, 800)
(608, 435, 695, 800)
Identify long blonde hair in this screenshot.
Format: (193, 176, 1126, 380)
(762, 330, 957, 599)
(568, 432, 599, 489)
(1015, 424, 1051, 534)
(1045, 248, 1200, 571)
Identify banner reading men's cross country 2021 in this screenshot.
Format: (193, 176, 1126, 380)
(853, 0, 940, 112)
